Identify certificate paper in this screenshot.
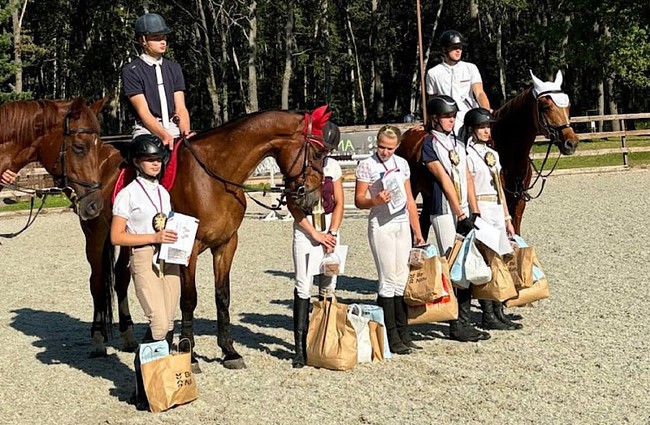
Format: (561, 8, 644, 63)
(381, 169, 407, 215)
(158, 212, 199, 265)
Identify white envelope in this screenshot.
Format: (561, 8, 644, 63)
(473, 216, 513, 256)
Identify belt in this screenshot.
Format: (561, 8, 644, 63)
(133, 244, 155, 250)
(477, 194, 498, 202)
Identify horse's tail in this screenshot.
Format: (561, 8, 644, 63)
(100, 235, 115, 340)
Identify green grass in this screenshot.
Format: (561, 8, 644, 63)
(531, 136, 650, 154)
(0, 194, 71, 212)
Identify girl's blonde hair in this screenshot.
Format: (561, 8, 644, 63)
(377, 125, 402, 142)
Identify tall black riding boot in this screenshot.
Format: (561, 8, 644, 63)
(377, 296, 411, 355)
(132, 328, 155, 411)
(449, 288, 490, 342)
(394, 296, 422, 350)
(494, 302, 524, 330)
(292, 290, 310, 368)
(479, 300, 509, 330)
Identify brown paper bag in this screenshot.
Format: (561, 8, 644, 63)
(404, 256, 444, 306)
(141, 351, 199, 413)
(472, 248, 518, 302)
(446, 235, 465, 265)
(508, 247, 535, 289)
(368, 321, 385, 362)
(407, 267, 458, 324)
(505, 277, 550, 307)
(306, 296, 358, 371)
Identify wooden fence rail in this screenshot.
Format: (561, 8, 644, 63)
(2, 113, 649, 203)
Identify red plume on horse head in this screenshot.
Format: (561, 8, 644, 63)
(303, 105, 332, 148)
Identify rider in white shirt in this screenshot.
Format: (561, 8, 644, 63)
(426, 30, 491, 134)
(464, 108, 523, 331)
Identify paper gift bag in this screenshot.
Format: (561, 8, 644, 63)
(508, 246, 535, 289)
(368, 321, 385, 362)
(446, 235, 465, 265)
(505, 277, 550, 307)
(306, 296, 357, 371)
(357, 304, 392, 360)
(472, 246, 518, 302)
(404, 256, 445, 306)
(141, 350, 199, 413)
(347, 305, 372, 363)
(407, 266, 458, 324)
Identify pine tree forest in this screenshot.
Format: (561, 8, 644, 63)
(0, 0, 648, 133)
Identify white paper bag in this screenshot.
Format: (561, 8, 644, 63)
(347, 305, 372, 363)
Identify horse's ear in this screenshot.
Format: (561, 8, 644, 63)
(529, 69, 544, 88)
(68, 97, 86, 119)
(554, 70, 563, 87)
(89, 96, 110, 116)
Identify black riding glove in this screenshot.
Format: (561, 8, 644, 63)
(471, 212, 481, 222)
(456, 217, 475, 236)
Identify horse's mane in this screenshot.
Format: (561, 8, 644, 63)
(0, 100, 61, 146)
(191, 109, 302, 140)
(494, 86, 534, 121)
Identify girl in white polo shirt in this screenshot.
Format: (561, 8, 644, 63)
(355, 125, 425, 355)
(110, 134, 180, 410)
(464, 107, 523, 331)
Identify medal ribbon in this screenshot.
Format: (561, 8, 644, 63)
(136, 179, 163, 214)
(472, 142, 504, 206)
(432, 133, 462, 204)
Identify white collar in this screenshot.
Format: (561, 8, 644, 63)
(136, 175, 160, 187)
(139, 53, 163, 67)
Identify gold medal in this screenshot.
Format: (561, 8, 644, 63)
(484, 151, 496, 168)
(449, 150, 460, 166)
(152, 212, 168, 232)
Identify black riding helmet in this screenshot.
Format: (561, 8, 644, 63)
(464, 108, 496, 128)
(427, 95, 459, 117)
(321, 121, 340, 151)
(130, 134, 168, 163)
(135, 13, 171, 37)
(440, 30, 467, 49)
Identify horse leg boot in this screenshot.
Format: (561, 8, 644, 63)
(292, 290, 310, 368)
(479, 299, 509, 330)
(377, 296, 411, 355)
(394, 296, 421, 350)
(494, 301, 523, 330)
(450, 289, 490, 342)
(132, 328, 154, 411)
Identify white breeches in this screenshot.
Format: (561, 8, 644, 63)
(368, 220, 412, 297)
(292, 224, 337, 300)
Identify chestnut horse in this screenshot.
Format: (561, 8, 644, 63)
(82, 109, 333, 369)
(0, 98, 107, 221)
(398, 70, 579, 235)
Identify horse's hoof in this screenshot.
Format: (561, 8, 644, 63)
(191, 361, 203, 374)
(88, 348, 108, 358)
(223, 357, 246, 370)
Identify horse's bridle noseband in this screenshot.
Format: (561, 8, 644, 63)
(53, 109, 103, 205)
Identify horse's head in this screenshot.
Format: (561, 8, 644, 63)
(276, 106, 336, 211)
(531, 70, 579, 155)
(40, 97, 108, 220)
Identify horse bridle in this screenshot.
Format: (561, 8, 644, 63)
(283, 133, 326, 201)
(53, 109, 103, 206)
(536, 89, 571, 148)
(508, 90, 572, 202)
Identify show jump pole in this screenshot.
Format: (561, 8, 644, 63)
(416, 0, 427, 123)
